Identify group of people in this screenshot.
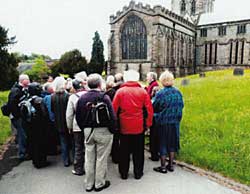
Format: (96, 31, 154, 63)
(6, 69, 184, 192)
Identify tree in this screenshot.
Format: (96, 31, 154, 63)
(57, 49, 88, 77)
(24, 57, 51, 82)
(88, 31, 105, 74)
(0, 25, 19, 90)
(50, 60, 61, 77)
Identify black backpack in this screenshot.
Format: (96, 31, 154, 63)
(1, 103, 10, 116)
(85, 93, 111, 127)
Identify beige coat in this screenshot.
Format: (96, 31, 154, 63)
(66, 91, 86, 132)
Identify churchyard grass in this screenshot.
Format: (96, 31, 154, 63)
(175, 69, 250, 185)
(0, 91, 11, 145)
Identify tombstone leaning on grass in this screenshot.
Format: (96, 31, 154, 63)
(181, 79, 190, 86)
(233, 68, 244, 76)
(199, 72, 206, 78)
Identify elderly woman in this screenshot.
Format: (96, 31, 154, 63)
(51, 77, 71, 167)
(76, 74, 116, 192)
(153, 70, 184, 173)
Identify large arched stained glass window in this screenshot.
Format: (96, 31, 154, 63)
(121, 15, 147, 60)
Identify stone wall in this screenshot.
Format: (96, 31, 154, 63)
(196, 19, 250, 72)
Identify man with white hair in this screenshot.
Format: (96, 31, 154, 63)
(112, 69, 153, 180)
(8, 74, 30, 160)
(76, 73, 116, 192)
(146, 72, 159, 99)
(146, 72, 160, 162)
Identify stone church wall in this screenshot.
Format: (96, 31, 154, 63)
(108, 1, 196, 80)
(196, 20, 250, 72)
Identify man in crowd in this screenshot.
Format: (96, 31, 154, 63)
(66, 71, 88, 176)
(76, 74, 116, 192)
(8, 74, 30, 161)
(146, 72, 160, 161)
(146, 72, 159, 99)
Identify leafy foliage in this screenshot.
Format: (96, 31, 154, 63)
(175, 69, 250, 185)
(0, 25, 19, 90)
(13, 52, 52, 63)
(24, 57, 51, 82)
(0, 27, 16, 51)
(88, 31, 105, 74)
(57, 49, 87, 77)
(0, 91, 11, 145)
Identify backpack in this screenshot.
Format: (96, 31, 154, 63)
(19, 96, 37, 122)
(1, 103, 10, 116)
(85, 93, 111, 128)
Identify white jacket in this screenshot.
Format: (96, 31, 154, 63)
(66, 91, 86, 132)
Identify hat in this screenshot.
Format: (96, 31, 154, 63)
(72, 79, 83, 90)
(123, 70, 140, 82)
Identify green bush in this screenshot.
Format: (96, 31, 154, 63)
(0, 91, 11, 145)
(175, 69, 250, 185)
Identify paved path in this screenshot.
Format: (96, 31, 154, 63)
(0, 153, 240, 194)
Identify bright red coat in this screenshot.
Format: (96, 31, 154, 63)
(112, 81, 153, 135)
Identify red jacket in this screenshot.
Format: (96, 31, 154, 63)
(113, 81, 153, 135)
(146, 80, 159, 99)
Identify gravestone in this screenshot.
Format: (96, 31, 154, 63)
(199, 72, 206, 78)
(181, 79, 190, 86)
(233, 68, 244, 76)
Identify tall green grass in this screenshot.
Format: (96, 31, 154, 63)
(0, 91, 11, 145)
(175, 69, 250, 185)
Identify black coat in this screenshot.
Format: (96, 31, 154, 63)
(8, 83, 28, 118)
(30, 97, 49, 168)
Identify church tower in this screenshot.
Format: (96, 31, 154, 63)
(171, 0, 215, 17)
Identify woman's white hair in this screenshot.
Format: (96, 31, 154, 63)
(74, 71, 87, 82)
(123, 70, 140, 82)
(106, 75, 115, 89)
(53, 76, 66, 93)
(106, 75, 115, 83)
(159, 70, 174, 86)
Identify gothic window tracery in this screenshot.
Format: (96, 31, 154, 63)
(121, 15, 147, 60)
(191, 0, 196, 15)
(180, 0, 186, 14)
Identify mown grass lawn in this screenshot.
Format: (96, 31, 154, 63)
(175, 69, 250, 185)
(0, 91, 11, 146)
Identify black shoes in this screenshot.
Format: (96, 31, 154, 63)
(86, 185, 95, 192)
(72, 169, 85, 176)
(64, 161, 70, 167)
(153, 166, 167, 174)
(134, 173, 143, 180)
(94, 181, 111, 192)
(121, 174, 128, 180)
(167, 165, 174, 172)
(85, 181, 111, 192)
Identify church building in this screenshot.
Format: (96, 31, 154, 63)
(108, 1, 250, 78)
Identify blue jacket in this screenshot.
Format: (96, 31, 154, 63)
(153, 86, 184, 125)
(43, 94, 55, 122)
